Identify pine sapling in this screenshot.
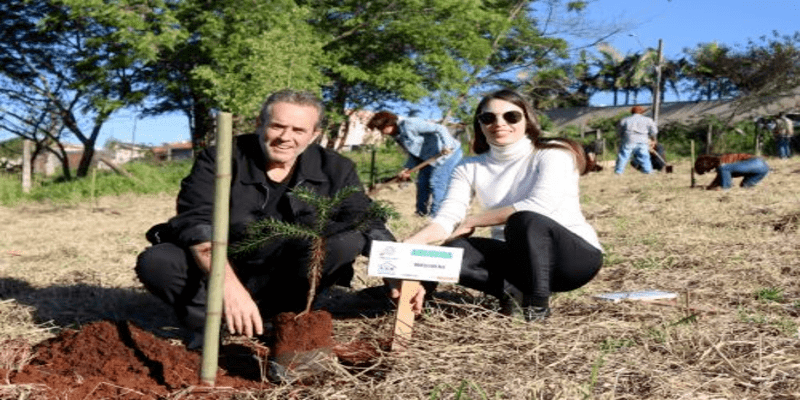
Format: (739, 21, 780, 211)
(232, 185, 397, 317)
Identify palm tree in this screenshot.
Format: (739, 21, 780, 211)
(594, 43, 626, 106)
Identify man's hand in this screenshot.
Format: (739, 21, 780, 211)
(222, 276, 263, 337)
(384, 278, 426, 315)
(189, 242, 263, 337)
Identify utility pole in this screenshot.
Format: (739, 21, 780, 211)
(653, 39, 663, 124)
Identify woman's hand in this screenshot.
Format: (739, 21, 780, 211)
(384, 279, 426, 315)
(448, 218, 476, 240)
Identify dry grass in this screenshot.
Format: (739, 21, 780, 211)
(1, 157, 799, 399)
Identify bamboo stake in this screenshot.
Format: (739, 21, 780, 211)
(200, 112, 233, 386)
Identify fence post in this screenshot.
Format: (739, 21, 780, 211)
(691, 140, 696, 188)
(21, 139, 31, 193)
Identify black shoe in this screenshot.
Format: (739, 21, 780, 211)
(499, 292, 523, 317)
(522, 306, 551, 322)
(499, 293, 551, 322)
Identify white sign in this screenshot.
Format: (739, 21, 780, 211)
(367, 240, 463, 283)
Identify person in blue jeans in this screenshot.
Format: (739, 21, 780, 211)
(694, 153, 770, 190)
(615, 105, 658, 174)
(367, 111, 463, 216)
(773, 112, 794, 159)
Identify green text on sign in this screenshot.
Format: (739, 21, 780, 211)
(411, 249, 453, 259)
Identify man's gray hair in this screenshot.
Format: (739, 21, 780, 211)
(258, 89, 325, 130)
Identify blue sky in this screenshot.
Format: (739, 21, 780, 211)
(99, 0, 800, 147)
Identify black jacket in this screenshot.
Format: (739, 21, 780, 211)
(152, 132, 394, 260)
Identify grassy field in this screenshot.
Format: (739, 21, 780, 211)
(1, 154, 799, 399)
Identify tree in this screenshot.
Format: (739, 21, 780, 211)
(683, 32, 800, 123)
(682, 42, 737, 101)
(724, 32, 800, 114)
(0, 0, 182, 178)
(22, 0, 601, 153)
(301, 0, 565, 133)
(140, 0, 325, 149)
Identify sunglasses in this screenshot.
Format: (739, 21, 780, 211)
(477, 111, 524, 125)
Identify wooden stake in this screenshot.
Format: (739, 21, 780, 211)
(690, 140, 696, 188)
(391, 280, 421, 352)
(21, 139, 31, 194)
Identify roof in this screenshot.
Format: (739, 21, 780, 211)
(544, 90, 800, 129)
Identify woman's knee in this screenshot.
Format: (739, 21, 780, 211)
(505, 211, 553, 236)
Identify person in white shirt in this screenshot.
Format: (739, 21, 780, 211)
(402, 89, 603, 322)
(615, 105, 658, 174)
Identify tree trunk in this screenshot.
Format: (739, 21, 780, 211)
(191, 97, 214, 154)
(76, 144, 95, 178)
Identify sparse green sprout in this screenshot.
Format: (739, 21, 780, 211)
(756, 287, 783, 303)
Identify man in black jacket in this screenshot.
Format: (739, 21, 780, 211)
(136, 90, 418, 344)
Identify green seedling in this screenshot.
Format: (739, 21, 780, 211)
(233, 185, 397, 315)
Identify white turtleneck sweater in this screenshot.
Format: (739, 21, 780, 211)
(431, 137, 602, 251)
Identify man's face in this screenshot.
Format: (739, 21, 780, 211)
(263, 102, 321, 167)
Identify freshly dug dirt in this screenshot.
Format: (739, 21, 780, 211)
(3, 316, 385, 398)
(271, 310, 335, 358)
(4, 320, 269, 399)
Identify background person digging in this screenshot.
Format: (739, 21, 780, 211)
(367, 111, 462, 217)
(615, 105, 658, 175)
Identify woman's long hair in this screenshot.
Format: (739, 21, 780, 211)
(694, 154, 721, 175)
(472, 89, 588, 175)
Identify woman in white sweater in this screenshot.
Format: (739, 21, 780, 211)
(403, 89, 603, 321)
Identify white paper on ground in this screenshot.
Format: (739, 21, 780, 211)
(593, 290, 678, 303)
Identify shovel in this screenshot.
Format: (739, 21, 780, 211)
(650, 150, 673, 173)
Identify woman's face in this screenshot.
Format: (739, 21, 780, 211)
(478, 99, 527, 147)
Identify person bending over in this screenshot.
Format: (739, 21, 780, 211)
(615, 106, 658, 174)
(367, 111, 462, 217)
(694, 153, 769, 190)
(403, 89, 604, 322)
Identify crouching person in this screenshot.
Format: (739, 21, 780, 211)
(694, 153, 770, 190)
(403, 89, 604, 322)
(135, 90, 406, 348)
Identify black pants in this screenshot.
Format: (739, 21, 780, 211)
(446, 211, 603, 307)
(135, 230, 366, 331)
